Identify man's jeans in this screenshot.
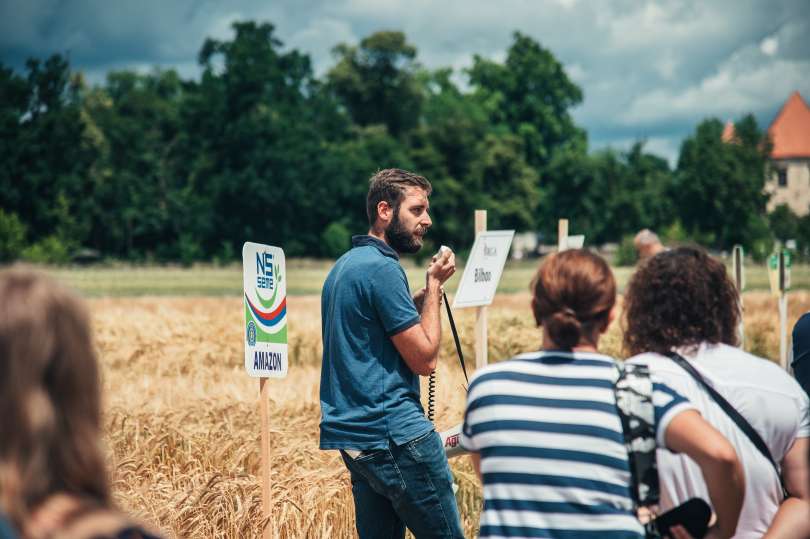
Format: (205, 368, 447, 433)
(340, 430, 465, 538)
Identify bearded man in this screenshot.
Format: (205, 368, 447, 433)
(319, 168, 463, 538)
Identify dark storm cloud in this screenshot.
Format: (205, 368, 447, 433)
(2, 0, 808, 163)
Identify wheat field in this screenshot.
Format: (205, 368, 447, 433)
(94, 291, 810, 538)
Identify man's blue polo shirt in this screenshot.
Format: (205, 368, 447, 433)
(319, 235, 433, 450)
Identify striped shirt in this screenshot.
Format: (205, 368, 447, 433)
(460, 351, 694, 539)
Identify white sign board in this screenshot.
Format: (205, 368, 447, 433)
(243, 242, 288, 378)
(452, 230, 514, 309)
(566, 235, 585, 250)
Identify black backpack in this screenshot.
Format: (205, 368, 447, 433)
(615, 363, 711, 539)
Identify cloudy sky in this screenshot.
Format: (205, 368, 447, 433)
(2, 0, 808, 164)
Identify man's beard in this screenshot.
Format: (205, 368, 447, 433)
(385, 206, 423, 254)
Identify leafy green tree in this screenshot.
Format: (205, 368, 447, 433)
(672, 115, 771, 249)
(321, 221, 352, 258)
(0, 55, 97, 250)
(21, 235, 71, 264)
(468, 32, 585, 170)
(623, 142, 676, 231)
(469, 132, 541, 231)
(175, 21, 341, 257)
(0, 209, 26, 262)
(407, 69, 489, 248)
(327, 32, 422, 137)
(799, 212, 810, 259)
(83, 69, 185, 259)
(320, 124, 415, 244)
(769, 204, 800, 242)
(538, 142, 676, 243)
(0, 66, 29, 221)
(2, 20, 760, 261)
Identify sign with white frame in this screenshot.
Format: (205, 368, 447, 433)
(243, 242, 288, 378)
(452, 230, 514, 309)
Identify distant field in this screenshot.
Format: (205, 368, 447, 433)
(39, 258, 810, 297)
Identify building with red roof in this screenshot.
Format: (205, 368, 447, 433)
(765, 91, 810, 216)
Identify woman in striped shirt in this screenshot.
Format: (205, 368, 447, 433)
(460, 249, 744, 539)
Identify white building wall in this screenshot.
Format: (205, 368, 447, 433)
(765, 158, 810, 216)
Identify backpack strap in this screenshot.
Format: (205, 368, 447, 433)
(664, 351, 788, 498)
(614, 362, 660, 509)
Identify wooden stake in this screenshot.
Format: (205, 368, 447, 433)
(558, 219, 568, 252)
(259, 378, 272, 538)
(732, 245, 745, 348)
(475, 210, 488, 370)
(779, 295, 788, 370)
(779, 251, 788, 370)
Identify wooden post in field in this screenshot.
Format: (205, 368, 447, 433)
(243, 242, 289, 538)
(475, 210, 488, 370)
(732, 245, 745, 348)
(259, 379, 272, 539)
(558, 219, 568, 252)
(779, 251, 789, 370)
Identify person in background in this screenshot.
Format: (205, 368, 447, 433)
(0, 268, 162, 539)
(319, 169, 463, 538)
(634, 229, 665, 261)
(460, 249, 744, 539)
(624, 246, 810, 538)
(792, 312, 810, 398)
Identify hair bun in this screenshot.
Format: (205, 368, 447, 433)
(545, 308, 582, 350)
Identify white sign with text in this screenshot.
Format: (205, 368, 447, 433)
(243, 242, 288, 378)
(452, 230, 514, 309)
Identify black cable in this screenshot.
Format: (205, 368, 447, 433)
(427, 291, 467, 423)
(443, 291, 469, 386)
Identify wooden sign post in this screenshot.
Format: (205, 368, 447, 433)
(778, 251, 789, 370)
(732, 245, 745, 348)
(475, 210, 488, 370)
(557, 219, 584, 252)
(558, 219, 568, 252)
(259, 379, 272, 539)
(769, 249, 792, 370)
(442, 219, 514, 457)
(451, 211, 513, 371)
(243, 242, 289, 539)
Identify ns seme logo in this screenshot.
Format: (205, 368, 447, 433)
(256, 252, 275, 289)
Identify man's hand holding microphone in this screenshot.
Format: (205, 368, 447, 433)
(414, 246, 455, 312)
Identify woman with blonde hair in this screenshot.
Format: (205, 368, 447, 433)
(460, 249, 745, 538)
(0, 268, 161, 539)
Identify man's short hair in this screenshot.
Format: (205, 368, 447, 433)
(366, 169, 432, 226)
(633, 229, 660, 248)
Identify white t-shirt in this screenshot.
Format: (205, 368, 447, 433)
(628, 343, 810, 539)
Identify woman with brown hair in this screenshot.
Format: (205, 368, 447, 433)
(0, 268, 162, 539)
(460, 249, 744, 539)
(624, 246, 810, 538)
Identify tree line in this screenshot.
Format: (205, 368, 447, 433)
(1, 21, 807, 264)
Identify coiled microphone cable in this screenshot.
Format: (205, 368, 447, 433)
(427, 291, 469, 422)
